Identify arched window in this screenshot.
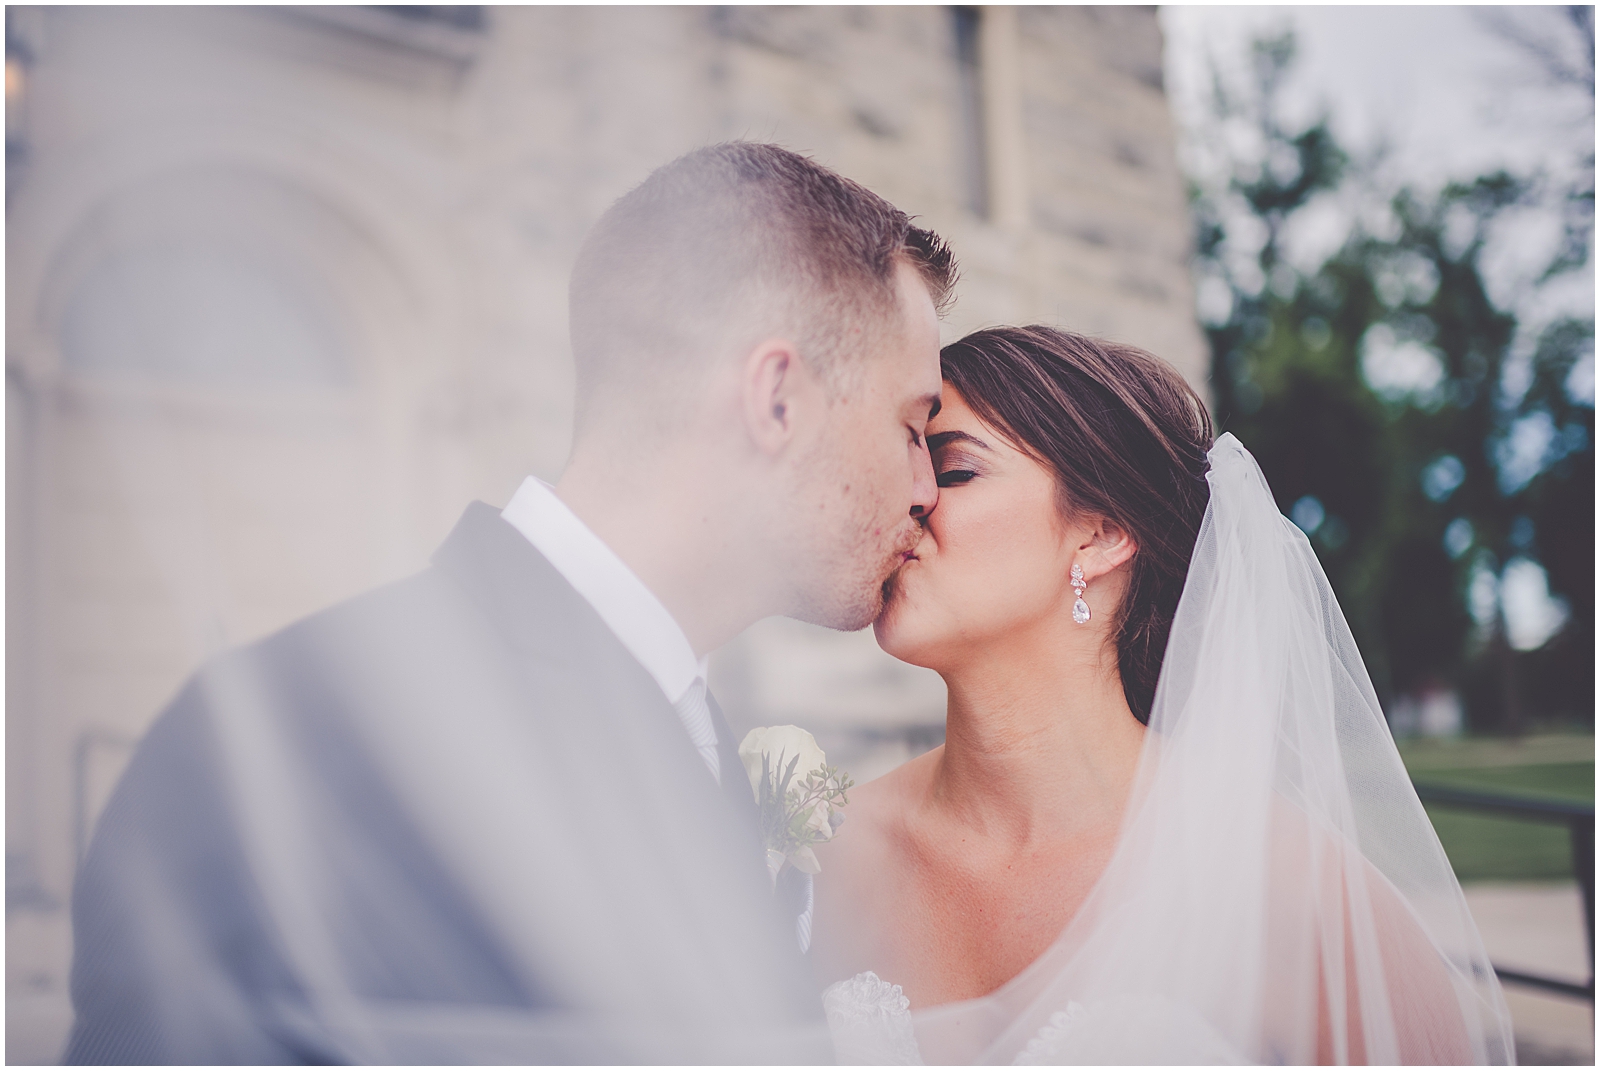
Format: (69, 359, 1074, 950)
(59, 242, 348, 390)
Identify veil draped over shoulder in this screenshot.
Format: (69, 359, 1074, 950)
(903, 433, 1515, 1065)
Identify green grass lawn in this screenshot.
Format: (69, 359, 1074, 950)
(1396, 735, 1594, 883)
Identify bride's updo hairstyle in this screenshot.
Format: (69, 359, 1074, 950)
(939, 326, 1213, 724)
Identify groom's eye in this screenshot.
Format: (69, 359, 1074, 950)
(909, 427, 925, 448)
(936, 469, 976, 488)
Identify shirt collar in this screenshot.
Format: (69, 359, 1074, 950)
(501, 477, 707, 703)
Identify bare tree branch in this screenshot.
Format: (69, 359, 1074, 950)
(1476, 5, 1595, 101)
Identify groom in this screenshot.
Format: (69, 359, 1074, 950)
(65, 143, 954, 1063)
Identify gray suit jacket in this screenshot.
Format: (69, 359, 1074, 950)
(66, 503, 823, 1064)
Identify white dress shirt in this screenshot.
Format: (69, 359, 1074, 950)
(501, 477, 722, 783)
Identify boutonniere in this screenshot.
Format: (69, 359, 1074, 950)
(737, 725, 853, 883)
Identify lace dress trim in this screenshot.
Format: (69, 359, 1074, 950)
(822, 971, 921, 1065)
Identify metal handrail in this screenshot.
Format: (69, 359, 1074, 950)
(1413, 780, 1595, 1003)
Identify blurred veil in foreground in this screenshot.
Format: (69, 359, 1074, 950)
(67, 493, 832, 1064)
(57, 129, 866, 1062)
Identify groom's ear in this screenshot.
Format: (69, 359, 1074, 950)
(742, 337, 811, 456)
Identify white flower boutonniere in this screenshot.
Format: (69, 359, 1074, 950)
(737, 725, 853, 881)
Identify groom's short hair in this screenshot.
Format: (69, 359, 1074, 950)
(568, 142, 956, 438)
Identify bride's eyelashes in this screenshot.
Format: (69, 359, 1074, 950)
(936, 467, 977, 488)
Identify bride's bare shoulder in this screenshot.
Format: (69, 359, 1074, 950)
(810, 746, 941, 982)
(812, 746, 941, 892)
(824, 745, 940, 854)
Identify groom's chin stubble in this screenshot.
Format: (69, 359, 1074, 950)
(790, 572, 880, 633)
(803, 537, 913, 631)
(817, 568, 894, 633)
(875, 560, 913, 621)
(878, 569, 899, 611)
(829, 589, 884, 634)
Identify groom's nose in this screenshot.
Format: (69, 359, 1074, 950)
(908, 439, 938, 519)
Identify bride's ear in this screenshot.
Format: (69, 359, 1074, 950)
(1079, 517, 1137, 581)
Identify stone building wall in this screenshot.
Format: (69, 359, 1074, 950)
(4, 7, 1204, 1059)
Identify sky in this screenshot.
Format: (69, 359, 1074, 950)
(1161, 5, 1594, 308)
(1161, 5, 1593, 193)
(1161, 3, 1593, 374)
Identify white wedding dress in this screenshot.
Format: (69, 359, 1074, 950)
(823, 973, 1242, 1064)
(818, 435, 1514, 1065)
(822, 973, 922, 1065)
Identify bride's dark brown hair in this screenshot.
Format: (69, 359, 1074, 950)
(940, 326, 1214, 724)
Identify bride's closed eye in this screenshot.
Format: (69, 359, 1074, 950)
(936, 467, 977, 488)
(928, 428, 992, 488)
(931, 445, 982, 487)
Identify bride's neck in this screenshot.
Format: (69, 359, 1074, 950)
(931, 632, 1146, 843)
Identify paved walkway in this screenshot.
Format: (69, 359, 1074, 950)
(1464, 882, 1593, 1065)
(11, 882, 1592, 1063)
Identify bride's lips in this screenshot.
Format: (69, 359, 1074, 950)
(880, 539, 922, 604)
(896, 526, 929, 566)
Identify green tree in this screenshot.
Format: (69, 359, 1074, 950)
(1189, 32, 1594, 732)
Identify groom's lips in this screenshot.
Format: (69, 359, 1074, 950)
(880, 549, 919, 608)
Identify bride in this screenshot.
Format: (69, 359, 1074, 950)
(810, 326, 1514, 1064)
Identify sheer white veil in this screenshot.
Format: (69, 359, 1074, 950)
(908, 433, 1515, 1064)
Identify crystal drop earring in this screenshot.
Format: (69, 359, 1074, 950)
(1071, 563, 1091, 625)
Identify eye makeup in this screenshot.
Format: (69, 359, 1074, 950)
(932, 446, 985, 488)
(929, 429, 990, 489)
(935, 466, 977, 488)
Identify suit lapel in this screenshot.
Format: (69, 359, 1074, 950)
(431, 502, 757, 836)
(430, 503, 715, 793)
(429, 502, 813, 1012)
(422, 503, 821, 1026)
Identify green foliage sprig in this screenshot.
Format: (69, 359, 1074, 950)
(754, 749, 853, 871)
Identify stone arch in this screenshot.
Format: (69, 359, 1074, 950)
(6, 157, 457, 914)
(28, 160, 427, 401)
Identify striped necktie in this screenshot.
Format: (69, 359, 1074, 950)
(673, 676, 721, 784)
